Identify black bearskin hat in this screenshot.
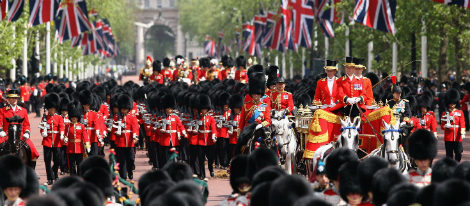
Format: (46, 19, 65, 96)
(20, 166, 39, 199)
(219, 92, 230, 106)
(339, 161, 363, 203)
(153, 60, 162, 72)
(246, 148, 279, 181)
(408, 129, 437, 160)
(357, 156, 388, 194)
(162, 162, 193, 182)
(78, 90, 92, 105)
(59, 96, 70, 113)
(78, 156, 110, 176)
(0, 155, 27, 189)
(269, 175, 312, 206)
(434, 179, 470, 206)
(247, 64, 265, 78)
(221, 55, 234, 67)
(431, 157, 458, 184)
(386, 183, 419, 206)
(138, 170, 172, 199)
(417, 94, 433, 109)
(248, 72, 266, 96)
(44, 92, 60, 109)
(26, 194, 67, 206)
(252, 166, 286, 189)
(236, 56, 246, 68)
(229, 155, 249, 194)
(294, 196, 331, 206)
(266, 65, 279, 87)
(161, 94, 176, 109)
(117, 94, 133, 110)
(92, 86, 106, 103)
(82, 167, 114, 197)
(163, 57, 171, 67)
(199, 57, 210, 68)
(198, 94, 212, 110)
(229, 94, 244, 109)
(67, 101, 82, 121)
(455, 161, 470, 180)
(371, 168, 407, 206)
(325, 148, 358, 181)
(446, 88, 461, 105)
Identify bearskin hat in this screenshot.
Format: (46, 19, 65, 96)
(51, 176, 83, 191)
(198, 94, 212, 110)
(229, 94, 244, 110)
(152, 60, 162, 72)
(189, 93, 199, 109)
(78, 156, 110, 176)
(163, 57, 171, 67)
(90, 94, 102, 112)
(70, 182, 105, 206)
(246, 148, 279, 181)
(294, 196, 331, 206)
(147, 91, 160, 111)
(175, 55, 184, 65)
(266, 65, 279, 87)
(228, 155, 249, 194)
(117, 94, 133, 110)
(26, 194, 67, 206)
(446, 88, 461, 105)
(53, 190, 84, 206)
(82, 167, 114, 197)
(138, 170, 172, 199)
(269, 175, 312, 206)
(338, 160, 363, 203)
(78, 90, 92, 105)
(44, 92, 60, 109)
(142, 180, 176, 206)
(371, 168, 407, 206)
(386, 183, 419, 206)
(20, 166, 39, 199)
(454, 161, 470, 180)
(431, 157, 458, 184)
(161, 93, 176, 109)
(162, 162, 193, 182)
(221, 55, 234, 67)
(297, 93, 312, 107)
(199, 57, 210, 68)
(408, 129, 437, 160)
(0, 155, 27, 189)
(236, 56, 246, 68)
(247, 64, 265, 78)
(251, 182, 272, 206)
(357, 156, 388, 194)
(166, 181, 204, 202)
(325, 148, 358, 181)
(248, 72, 266, 96)
(92, 86, 106, 103)
(417, 94, 433, 109)
(252, 166, 286, 189)
(434, 179, 470, 206)
(218, 92, 230, 106)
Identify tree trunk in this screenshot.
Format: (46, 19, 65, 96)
(438, 27, 448, 83)
(454, 35, 462, 82)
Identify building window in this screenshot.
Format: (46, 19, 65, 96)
(145, 0, 150, 8)
(157, 0, 162, 8)
(169, 0, 175, 7)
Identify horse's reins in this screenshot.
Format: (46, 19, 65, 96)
(355, 104, 383, 145)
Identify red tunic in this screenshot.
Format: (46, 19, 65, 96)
(229, 113, 241, 144)
(238, 100, 271, 130)
(441, 109, 466, 142)
(197, 114, 217, 146)
(187, 115, 199, 145)
(235, 70, 248, 83)
(417, 111, 438, 133)
(82, 110, 100, 143)
(357, 76, 374, 105)
(217, 109, 231, 138)
(98, 103, 110, 121)
(336, 75, 367, 109)
(65, 123, 89, 154)
(314, 77, 339, 105)
(150, 73, 164, 84)
(0, 105, 31, 138)
(115, 113, 139, 148)
(460, 94, 470, 111)
(271, 91, 294, 112)
(40, 114, 65, 148)
(162, 69, 174, 81)
(159, 114, 186, 147)
(20, 85, 31, 102)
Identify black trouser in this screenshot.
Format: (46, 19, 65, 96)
(189, 144, 200, 176)
(116, 147, 135, 179)
(44, 146, 62, 181)
(89, 142, 99, 156)
(67, 153, 83, 175)
(216, 137, 229, 167)
(138, 125, 146, 148)
(148, 141, 158, 169)
(445, 141, 463, 162)
(198, 145, 215, 179)
(24, 101, 30, 113)
(465, 111, 470, 131)
(60, 146, 68, 173)
(159, 145, 180, 168)
(179, 138, 189, 162)
(228, 144, 236, 161)
(31, 98, 41, 117)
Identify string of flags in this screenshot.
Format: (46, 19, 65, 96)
(205, 0, 469, 58)
(0, 0, 119, 58)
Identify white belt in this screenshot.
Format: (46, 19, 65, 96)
(86, 127, 95, 130)
(47, 131, 59, 134)
(199, 130, 211, 134)
(161, 130, 177, 133)
(122, 130, 132, 133)
(448, 125, 460, 128)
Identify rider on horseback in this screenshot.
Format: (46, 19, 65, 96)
(0, 89, 38, 168)
(239, 72, 271, 131)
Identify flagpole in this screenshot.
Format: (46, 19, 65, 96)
(60, 49, 64, 78)
(421, 19, 427, 78)
(35, 31, 40, 76)
(289, 52, 293, 79)
(65, 57, 68, 79)
(301, 47, 305, 77)
(11, 26, 16, 81)
(324, 36, 329, 59)
(282, 52, 286, 77)
(345, 24, 350, 57)
(392, 42, 397, 76)
(367, 41, 373, 72)
(46, 22, 51, 74)
(23, 23, 28, 77)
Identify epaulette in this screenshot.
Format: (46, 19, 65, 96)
(321, 78, 326, 81)
(342, 76, 347, 80)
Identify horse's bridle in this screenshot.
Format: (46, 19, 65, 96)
(381, 128, 402, 156)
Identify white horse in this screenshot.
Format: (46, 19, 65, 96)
(311, 116, 361, 174)
(271, 110, 298, 174)
(369, 119, 410, 172)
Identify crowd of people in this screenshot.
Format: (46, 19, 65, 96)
(1, 53, 470, 206)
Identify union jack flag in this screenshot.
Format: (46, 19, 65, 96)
(353, 0, 397, 34)
(253, 12, 266, 57)
(267, 6, 287, 52)
(7, 0, 24, 22)
(0, 0, 7, 21)
(102, 19, 115, 56)
(243, 20, 262, 58)
(55, 0, 92, 43)
(93, 20, 106, 54)
(204, 35, 216, 57)
(318, 18, 335, 38)
(29, 0, 60, 27)
(433, 0, 470, 9)
(289, 0, 315, 50)
(261, 11, 276, 48)
(71, 32, 83, 47)
(318, 0, 344, 24)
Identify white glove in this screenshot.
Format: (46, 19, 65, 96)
(445, 124, 453, 129)
(86, 147, 91, 153)
(64, 137, 68, 144)
(228, 130, 233, 135)
(41, 132, 48, 138)
(99, 138, 105, 145)
(346, 98, 355, 105)
(60, 134, 64, 141)
(400, 122, 407, 127)
(329, 103, 336, 108)
(255, 124, 263, 130)
(23, 132, 30, 140)
(212, 134, 217, 142)
(462, 135, 466, 139)
(0, 131, 6, 137)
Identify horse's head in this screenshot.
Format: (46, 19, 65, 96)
(271, 109, 287, 121)
(270, 115, 294, 155)
(382, 119, 401, 165)
(339, 116, 361, 151)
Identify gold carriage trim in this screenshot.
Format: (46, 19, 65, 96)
(367, 106, 396, 125)
(306, 132, 329, 144)
(311, 109, 341, 132)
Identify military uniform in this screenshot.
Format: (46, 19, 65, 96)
(407, 129, 437, 187)
(271, 90, 294, 113)
(405, 168, 432, 188)
(314, 77, 339, 106)
(139, 56, 153, 84)
(158, 112, 186, 166)
(65, 122, 89, 175)
(197, 109, 217, 178)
